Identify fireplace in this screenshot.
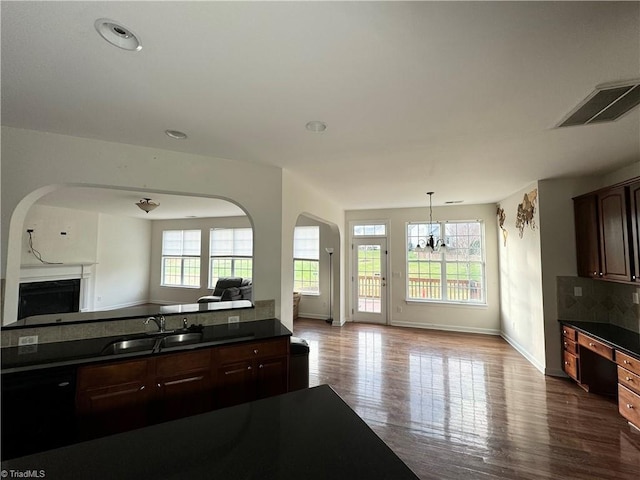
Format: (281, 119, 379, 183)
(18, 279, 81, 320)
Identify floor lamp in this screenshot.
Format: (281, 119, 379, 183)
(325, 248, 334, 324)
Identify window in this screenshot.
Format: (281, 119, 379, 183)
(162, 230, 201, 287)
(353, 223, 386, 236)
(209, 228, 253, 286)
(406, 221, 485, 303)
(294, 226, 319, 294)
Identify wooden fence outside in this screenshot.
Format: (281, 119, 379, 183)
(358, 275, 481, 301)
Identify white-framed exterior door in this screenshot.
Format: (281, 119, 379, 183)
(351, 238, 387, 324)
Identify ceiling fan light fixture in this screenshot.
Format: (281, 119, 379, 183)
(136, 198, 159, 213)
(94, 18, 142, 51)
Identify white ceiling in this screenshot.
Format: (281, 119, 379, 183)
(2, 1, 639, 215)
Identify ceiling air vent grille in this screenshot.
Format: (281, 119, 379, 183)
(556, 80, 640, 128)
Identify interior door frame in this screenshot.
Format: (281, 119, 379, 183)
(350, 235, 388, 325)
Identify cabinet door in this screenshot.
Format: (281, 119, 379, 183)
(256, 355, 288, 399)
(155, 350, 213, 422)
(629, 181, 640, 282)
(573, 194, 600, 278)
(598, 186, 631, 281)
(215, 360, 256, 408)
(76, 359, 152, 439)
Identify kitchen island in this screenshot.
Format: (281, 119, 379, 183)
(1, 384, 419, 479)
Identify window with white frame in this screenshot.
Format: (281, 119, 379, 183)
(293, 226, 319, 294)
(353, 223, 386, 236)
(161, 230, 201, 287)
(406, 221, 485, 303)
(209, 228, 253, 286)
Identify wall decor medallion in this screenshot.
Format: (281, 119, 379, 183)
(515, 189, 537, 238)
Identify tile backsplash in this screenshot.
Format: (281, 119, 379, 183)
(0, 299, 276, 348)
(557, 276, 640, 333)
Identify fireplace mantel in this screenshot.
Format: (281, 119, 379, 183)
(19, 264, 96, 311)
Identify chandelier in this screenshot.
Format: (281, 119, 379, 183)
(422, 192, 446, 252)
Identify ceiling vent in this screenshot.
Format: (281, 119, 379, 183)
(556, 80, 640, 128)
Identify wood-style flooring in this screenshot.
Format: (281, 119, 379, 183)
(292, 318, 640, 480)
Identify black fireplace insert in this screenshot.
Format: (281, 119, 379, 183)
(18, 279, 81, 320)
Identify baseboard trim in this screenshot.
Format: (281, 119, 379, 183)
(390, 320, 500, 336)
(299, 312, 330, 321)
(93, 300, 149, 311)
(500, 332, 545, 374)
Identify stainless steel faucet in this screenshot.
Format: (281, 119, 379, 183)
(144, 315, 166, 333)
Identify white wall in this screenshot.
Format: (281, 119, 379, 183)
(497, 183, 546, 372)
(148, 216, 251, 305)
(346, 203, 500, 333)
(94, 213, 152, 310)
(21, 205, 98, 265)
(281, 169, 344, 330)
(537, 177, 601, 375)
(1, 127, 283, 326)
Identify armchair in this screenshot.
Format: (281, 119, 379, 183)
(197, 277, 252, 303)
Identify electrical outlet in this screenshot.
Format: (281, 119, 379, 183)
(228, 315, 240, 324)
(397, 305, 403, 313)
(633, 292, 640, 305)
(18, 335, 38, 346)
(574, 287, 583, 297)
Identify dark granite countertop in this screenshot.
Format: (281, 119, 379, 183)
(1, 319, 291, 374)
(559, 320, 640, 358)
(0, 384, 419, 479)
(3, 300, 253, 329)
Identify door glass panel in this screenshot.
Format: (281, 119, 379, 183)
(357, 244, 382, 313)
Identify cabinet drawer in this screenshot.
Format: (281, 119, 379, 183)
(578, 333, 613, 360)
(156, 349, 211, 377)
(616, 351, 640, 377)
(77, 359, 151, 389)
(561, 325, 577, 341)
(618, 384, 640, 428)
(217, 338, 288, 363)
(618, 366, 640, 396)
(563, 351, 579, 380)
(563, 338, 577, 355)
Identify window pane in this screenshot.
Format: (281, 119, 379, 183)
(294, 259, 319, 293)
(182, 257, 200, 286)
(294, 226, 319, 260)
(407, 221, 484, 303)
(163, 258, 182, 285)
(353, 224, 386, 236)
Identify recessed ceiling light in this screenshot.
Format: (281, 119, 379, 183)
(305, 121, 327, 133)
(165, 130, 188, 140)
(94, 19, 142, 51)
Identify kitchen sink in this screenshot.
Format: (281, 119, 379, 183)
(101, 337, 160, 355)
(159, 332, 203, 348)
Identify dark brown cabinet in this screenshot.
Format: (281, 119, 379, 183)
(573, 177, 639, 283)
(76, 358, 153, 439)
(76, 338, 289, 440)
(573, 194, 600, 278)
(154, 349, 213, 422)
(598, 186, 632, 281)
(630, 181, 640, 282)
(214, 338, 289, 408)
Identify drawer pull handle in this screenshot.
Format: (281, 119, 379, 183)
(626, 403, 634, 409)
(624, 360, 631, 365)
(626, 377, 633, 382)
(589, 342, 595, 347)
(564, 342, 568, 347)
(563, 330, 567, 335)
(253, 349, 259, 354)
(259, 364, 264, 369)
(139, 385, 145, 391)
(247, 366, 252, 370)
(564, 361, 569, 365)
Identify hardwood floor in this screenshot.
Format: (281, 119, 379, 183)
(292, 318, 640, 480)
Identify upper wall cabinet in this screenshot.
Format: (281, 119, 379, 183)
(573, 177, 639, 284)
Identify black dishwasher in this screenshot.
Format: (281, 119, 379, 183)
(1, 366, 77, 460)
